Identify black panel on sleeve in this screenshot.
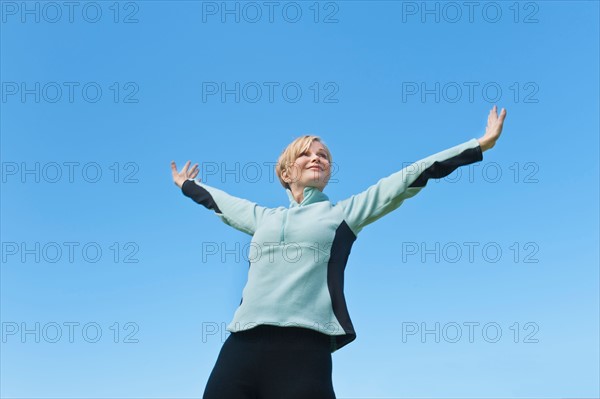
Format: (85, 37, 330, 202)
(181, 179, 222, 214)
(409, 144, 483, 189)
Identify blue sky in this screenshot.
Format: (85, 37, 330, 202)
(1, 1, 598, 398)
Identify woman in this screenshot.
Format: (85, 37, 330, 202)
(170, 105, 507, 399)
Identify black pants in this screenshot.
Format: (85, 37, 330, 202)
(203, 325, 337, 399)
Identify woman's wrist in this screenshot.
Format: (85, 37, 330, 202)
(478, 138, 492, 152)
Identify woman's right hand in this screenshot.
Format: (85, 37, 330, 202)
(171, 160, 200, 189)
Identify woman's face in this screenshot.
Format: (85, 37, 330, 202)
(284, 141, 331, 191)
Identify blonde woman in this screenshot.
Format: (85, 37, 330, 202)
(171, 105, 507, 399)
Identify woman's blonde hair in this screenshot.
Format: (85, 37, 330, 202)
(276, 135, 332, 190)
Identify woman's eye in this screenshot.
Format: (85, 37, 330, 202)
(299, 151, 327, 159)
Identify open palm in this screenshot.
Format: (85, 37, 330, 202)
(478, 105, 507, 152)
(171, 160, 200, 189)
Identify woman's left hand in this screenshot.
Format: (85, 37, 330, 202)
(478, 105, 507, 152)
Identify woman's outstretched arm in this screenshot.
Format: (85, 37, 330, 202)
(171, 160, 274, 236)
(337, 105, 507, 237)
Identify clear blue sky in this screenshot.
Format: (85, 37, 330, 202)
(1, 1, 598, 398)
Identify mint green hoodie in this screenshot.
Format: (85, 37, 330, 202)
(181, 138, 483, 352)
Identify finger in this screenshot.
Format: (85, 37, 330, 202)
(188, 167, 197, 179)
(488, 107, 496, 122)
(170, 161, 178, 176)
(499, 108, 507, 121)
(182, 160, 191, 174)
(187, 163, 198, 179)
(494, 109, 506, 126)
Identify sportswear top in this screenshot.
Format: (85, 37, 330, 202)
(181, 138, 483, 353)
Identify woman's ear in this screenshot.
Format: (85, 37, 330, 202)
(281, 169, 289, 184)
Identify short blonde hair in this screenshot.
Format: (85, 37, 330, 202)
(276, 135, 332, 190)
